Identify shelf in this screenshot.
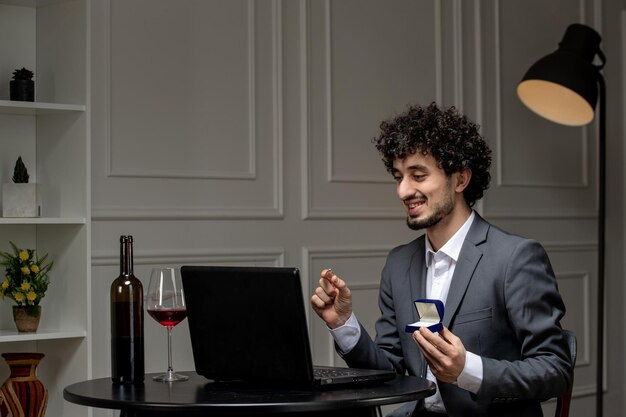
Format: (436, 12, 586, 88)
(0, 328, 86, 343)
(0, 217, 87, 225)
(0, 1, 90, 415)
(0, 100, 85, 116)
(0, 0, 69, 7)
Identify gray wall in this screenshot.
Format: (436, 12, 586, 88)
(90, 1, 626, 416)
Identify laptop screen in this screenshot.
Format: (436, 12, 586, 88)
(181, 265, 315, 385)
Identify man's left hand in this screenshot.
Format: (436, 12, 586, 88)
(413, 326, 466, 383)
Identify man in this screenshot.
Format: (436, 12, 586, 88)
(310, 103, 572, 417)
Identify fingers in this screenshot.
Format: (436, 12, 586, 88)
(320, 271, 338, 295)
(412, 326, 466, 383)
(311, 269, 349, 308)
(310, 269, 339, 310)
(414, 326, 462, 357)
(437, 327, 458, 346)
(311, 269, 353, 329)
(321, 269, 350, 298)
(313, 283, 335, 304)
(413, 327, 448, 356)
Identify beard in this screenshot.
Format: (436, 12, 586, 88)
(405, 189, 455, 231)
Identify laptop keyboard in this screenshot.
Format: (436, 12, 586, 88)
(314, 367, 359, 378)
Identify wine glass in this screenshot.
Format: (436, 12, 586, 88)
(146, 267, 189, 382)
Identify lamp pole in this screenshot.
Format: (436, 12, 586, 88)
(596, 72, 605, 417)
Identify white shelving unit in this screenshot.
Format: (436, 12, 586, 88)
(0, 100, 86, 115)
(0, 0, 90, 416)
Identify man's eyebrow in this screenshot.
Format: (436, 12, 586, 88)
(392, 164, 429, 173)
(407, 164, 429, 171)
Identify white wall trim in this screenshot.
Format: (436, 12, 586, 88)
(435, 0, 443, 105)
(92, 247, 285, 267)
(92, 205, 284, 220)
(452, 0, 463, 110)
(484, 210, 597, 220)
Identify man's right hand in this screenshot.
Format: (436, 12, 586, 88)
(310, 269, 353, 329)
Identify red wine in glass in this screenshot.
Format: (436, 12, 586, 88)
(147, 308, 187, 328)
(146, 267, 188, 382)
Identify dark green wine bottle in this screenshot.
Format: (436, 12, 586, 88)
(110, 235, 144, 384)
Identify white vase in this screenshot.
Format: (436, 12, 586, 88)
(2, 183, 39, 217)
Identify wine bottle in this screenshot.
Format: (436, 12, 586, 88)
(110, 235, 145, 384)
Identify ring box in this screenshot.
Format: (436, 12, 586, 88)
(404, 299, 444, 333)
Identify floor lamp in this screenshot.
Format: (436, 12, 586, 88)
(516, 23, 606, 417)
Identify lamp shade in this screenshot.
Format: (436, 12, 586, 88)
(517, 24, 603, 126)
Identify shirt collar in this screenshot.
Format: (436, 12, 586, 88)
(425, 211, 476, 265)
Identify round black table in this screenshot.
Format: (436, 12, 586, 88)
(63, 372, 435, 416)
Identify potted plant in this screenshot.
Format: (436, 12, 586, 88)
(2, 156, 39, 218)
(0, 242, 53, 332)
(9, 67, 34, 102)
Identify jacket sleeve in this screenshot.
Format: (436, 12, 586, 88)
(473, 239, 572, 403)
(339, 257, 408, 374)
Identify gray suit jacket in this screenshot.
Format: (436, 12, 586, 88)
(341, 213, 572, 417)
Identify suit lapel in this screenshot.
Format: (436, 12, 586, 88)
(443, 214, 489, 327)
(408, 235, 428, 378)
(408, 236, 427, 323)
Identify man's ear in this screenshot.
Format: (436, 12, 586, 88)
(454, 168, 472, 192)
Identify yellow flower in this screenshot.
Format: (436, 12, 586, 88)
(1, 280, 8, 290)
(20, 282, 30, 291)
(19, 251, 29, 261)
(21, 267, 30, 275)
(26, 291, 37, 301)
(30, 265, 39, 274)
(14, 292, 25, 302)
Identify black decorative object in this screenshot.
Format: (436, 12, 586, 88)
(12, 156, 30, 183)
(10, 67, 34, 102)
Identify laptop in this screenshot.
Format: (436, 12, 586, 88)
(180, 265, 397, 388)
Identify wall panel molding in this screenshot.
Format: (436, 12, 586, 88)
(302, 245, 390, 291)
(302, 0, 442, 219)
(92, 247, 285, 267)
(93, 0, 284, 220)
(556, 271, 592, 367)
(105, 0, 257, 180)
(303, 245, 391, 365)
(484, 210, 597, 220)
(539, 267, 594, 400)
(492, 0, 590, 189)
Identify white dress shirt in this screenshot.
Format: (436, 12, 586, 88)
(330, 211, 482, 413)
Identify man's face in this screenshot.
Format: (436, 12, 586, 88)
(392, 152, 456, 231)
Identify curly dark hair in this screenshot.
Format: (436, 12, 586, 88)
(372, 102, 492, 207)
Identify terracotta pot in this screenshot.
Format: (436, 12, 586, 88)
(12, 306, 41, 333)
(0, 352, 48, 417)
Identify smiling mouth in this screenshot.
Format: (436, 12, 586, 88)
(406, 199, 426, 215)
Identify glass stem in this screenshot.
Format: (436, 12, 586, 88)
(166, 326, 173, 372)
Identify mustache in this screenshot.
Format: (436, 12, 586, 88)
(403, 194, 426, 203)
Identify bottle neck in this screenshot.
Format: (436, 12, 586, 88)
(119, 236, 134, 276)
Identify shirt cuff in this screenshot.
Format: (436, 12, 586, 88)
(457, 351, 483, 394)
(328, 313, 361, 354)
